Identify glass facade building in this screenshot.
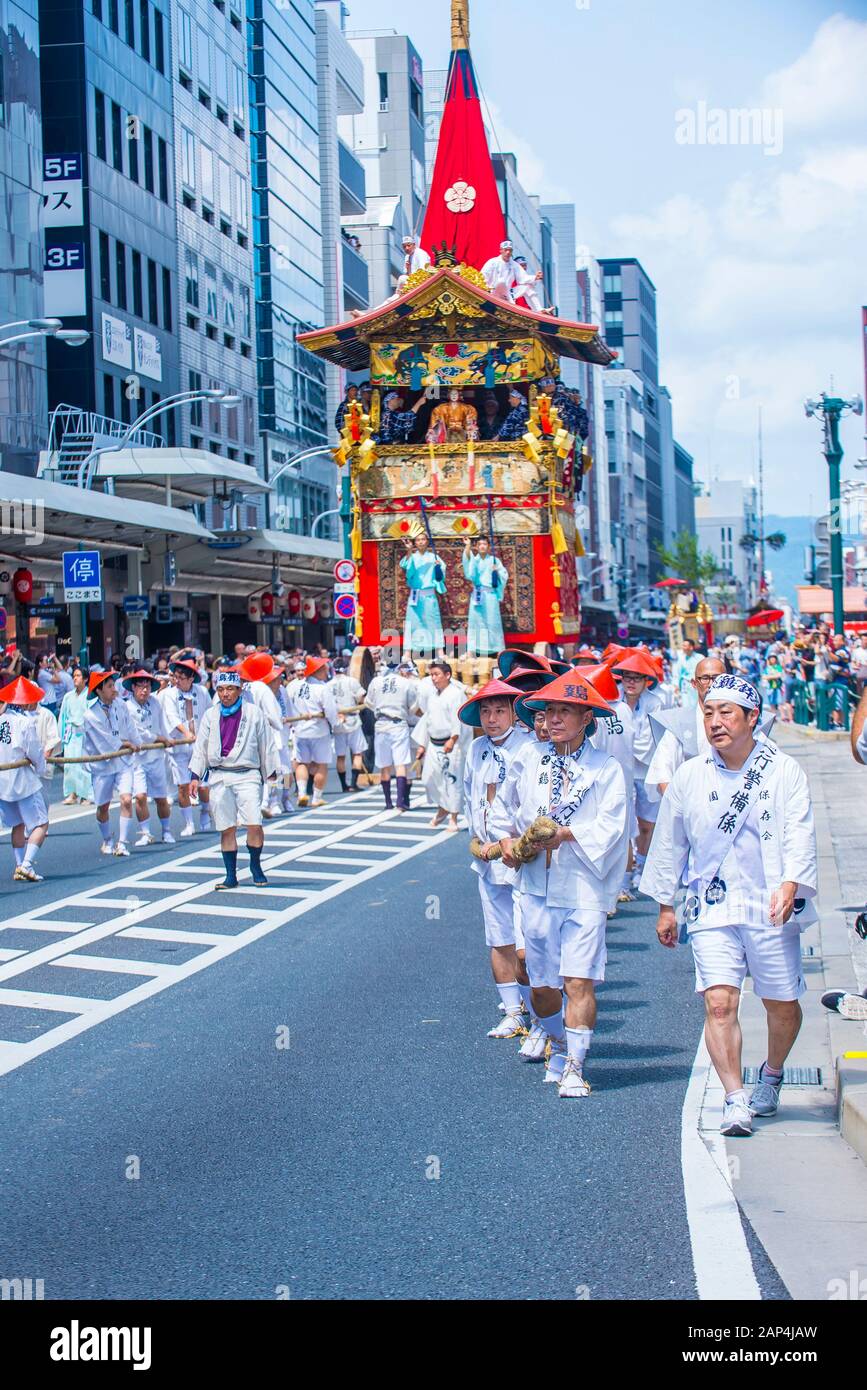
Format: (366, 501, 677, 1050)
(0, 0, 46, 473)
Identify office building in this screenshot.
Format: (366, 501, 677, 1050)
(674, 440, 696, 537)
(339, 28, 426, 239)
(0, 0, 47, 475)
(598, 257, 665, 579)
(695, 479, 760, 610)
(38, 0, 181, 435)
(575, 251, 616, 617)
(604, 366, 649, 604)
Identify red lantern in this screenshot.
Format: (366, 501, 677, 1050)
(287, 589, 301, 615)
(302, 596, 317, 621)
(12, 568, 33, 604)
(261, 591, 274, 616)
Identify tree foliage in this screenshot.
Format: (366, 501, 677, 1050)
(655, 530, 719, 588)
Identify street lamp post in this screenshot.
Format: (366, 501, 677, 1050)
(77, 388, 240, 488)
(805, 392, 864, 634)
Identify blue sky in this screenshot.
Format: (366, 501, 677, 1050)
(343, 0, 867, 517)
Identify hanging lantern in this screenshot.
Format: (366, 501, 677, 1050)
(302, 596, 317, 621)
(12, 567, 33, 604)
(260, 591, 274, 616)
(318, 595, 331, 619)
(287, 589, 301, 615)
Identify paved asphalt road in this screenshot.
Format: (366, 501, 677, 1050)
(0, 785, 790, 1300)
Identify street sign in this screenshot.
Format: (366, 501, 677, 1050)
(123, 594, 150, 615)
(334, 593, 357, 620)
(0, 571, 10, 584)
(62, 550, 101, 603)
(333, 559, 357, 584)
(28, 603, 65, 618)
(617, 623, 629, 640)
(333, 581, 355, 596)
(261, 615, 284, 625)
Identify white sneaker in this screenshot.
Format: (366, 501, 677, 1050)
(113, 842, 131, 857)
(135, 832, 156, 847)
(162, 831, 176, 845)
(543, 1036, 567, 1084)
(487, 1009, 527, 1040)
(749, 1064, 783, 1117)
(720, 1096, 753, 1137)
(558, 1056, 592, 1099)
(100, 841, 114, 856)
(179, 824, 196, 838)
(518, 1023, 548, 1062)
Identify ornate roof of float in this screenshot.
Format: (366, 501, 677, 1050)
(297, 263, 617, 372)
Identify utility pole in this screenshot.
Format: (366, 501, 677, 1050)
(757, 407, 766, 599)
(804, 392, 864, 634)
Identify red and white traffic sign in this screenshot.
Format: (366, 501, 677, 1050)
(333, 559, 357, 584)
(334, 593, 357, 620)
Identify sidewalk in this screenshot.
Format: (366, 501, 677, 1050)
(706, 723, 867, 1299)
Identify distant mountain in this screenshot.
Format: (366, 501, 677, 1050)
(763, 513, 862, 608)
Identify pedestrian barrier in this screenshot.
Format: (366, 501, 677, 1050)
(793, 683, 813, 726)
(815, 683, 851, 732)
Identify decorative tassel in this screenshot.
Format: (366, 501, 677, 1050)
(550, 602, 564, 636)
(574, 529, 586, 558)
(550, 556, 561, 589)
(550, 519, 568, 555)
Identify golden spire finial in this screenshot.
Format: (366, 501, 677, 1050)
(451, 0, 470, 50)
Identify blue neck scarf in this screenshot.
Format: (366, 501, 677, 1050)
(220, 696, 243, 717)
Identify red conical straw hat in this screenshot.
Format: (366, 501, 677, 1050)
(0, 675, 45, 706)
(304, 656, 329, 678)
(572, 645, 598, 665)
(609, 648, 659, 687)
(87, 669, 116, 697)
(458, 678, 521, 727)
(240, 652, 282, 683)
(521, 668, 615, 716)
(602, 642, 629, 664)
(573, 661, 620, 702)
(169, 658, 201, 682)
(122, 669, 160, 693)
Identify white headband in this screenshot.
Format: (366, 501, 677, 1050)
(704, 675, 761, 710)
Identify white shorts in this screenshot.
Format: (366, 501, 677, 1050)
(294, 735, 333, 767)
(211, 777, 263, 831)
(520, 895, 607, 988)
(477, 876, 525, 950)
(92, 766, 135, 807)
(374, 725, 412, 769)
(634, 777, 658, 824)
(691, 924, 805, 1001)
(132, 759, 169, 799)
(334, 727, 368, 758)
(0, 790, 48, 833)
(171, 746, 194, 786)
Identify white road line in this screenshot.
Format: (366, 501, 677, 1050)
(0, 948, 25, 961)
(681, 1032, 761, 1300)
(178, 903, 282, 920)
(2, 918, 94, 934)
(0, 988, 102, 1014)
(264, 869, 348, 881)
(119, 926, 228, 947)
(0, 823, 450, 1074)
(51, 954, 177, 978)
(296, 854, 372, 866)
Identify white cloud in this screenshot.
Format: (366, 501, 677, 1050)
(760, 13, 867, 130)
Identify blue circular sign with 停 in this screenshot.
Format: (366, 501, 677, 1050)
(334, 593, 357, 620)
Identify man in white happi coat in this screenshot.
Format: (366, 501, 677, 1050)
(498, 669, 628, 1099)
(123, 669, 174, 845)
(364, 662, 418, 811)
(189, 669, 278, 890)
(645, 655, 726, 797)
(642, 675, 818, 1138)
(158, 658, 212, 836)
(401, 234, 431, 277)
(83, 670, 141, 856)
(0, 675, 50, 882)
(609, 648, 665, 892)
(239, 653, 288, 817)
(481, 239, 542, 304)
(413, 659, 469, 829)
(284, 656, 337, 808)
(460, 678, 535, 1040)
(330, 655, 367, 793)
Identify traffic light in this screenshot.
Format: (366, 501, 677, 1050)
(156, 592, 173, 624)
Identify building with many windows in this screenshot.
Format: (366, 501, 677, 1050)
(604, 367, 649, 606)
(38, 0, 181, 437)
(0, 0, 47, 475)
(695, 479, 760, 611)
(674, 440, 696, 538)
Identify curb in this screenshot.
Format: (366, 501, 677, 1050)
(837, 1057, 867, 1163)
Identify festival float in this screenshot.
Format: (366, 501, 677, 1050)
(299, 0, 615, 673)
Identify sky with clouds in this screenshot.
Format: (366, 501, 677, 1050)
(343, 0, 867, 517)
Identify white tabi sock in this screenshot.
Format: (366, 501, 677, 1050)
(23, 842, 39, 868)
(565, 1027, 593, 1067)
(138, 817, 151, 837)
(13, 845, 25, 866)
(118, 816, 133, 844)
(199, 804, 211, 826)
(181, 806, 194, 829)
(634, 852, 646, 869)
(98, 819, 113, 843)
(538, 1008, 564, 1042)
(496, 981, 522, 1013)
(518, 983, 534, 1017)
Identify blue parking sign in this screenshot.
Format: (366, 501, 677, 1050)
(63, 550, 102, 604)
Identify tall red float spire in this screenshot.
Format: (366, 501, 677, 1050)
(420, 0, 506, 269)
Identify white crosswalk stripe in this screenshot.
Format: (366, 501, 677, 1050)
(0, 790, 452, 1075)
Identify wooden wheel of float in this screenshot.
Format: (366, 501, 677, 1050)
(348, 645, 376, 689)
